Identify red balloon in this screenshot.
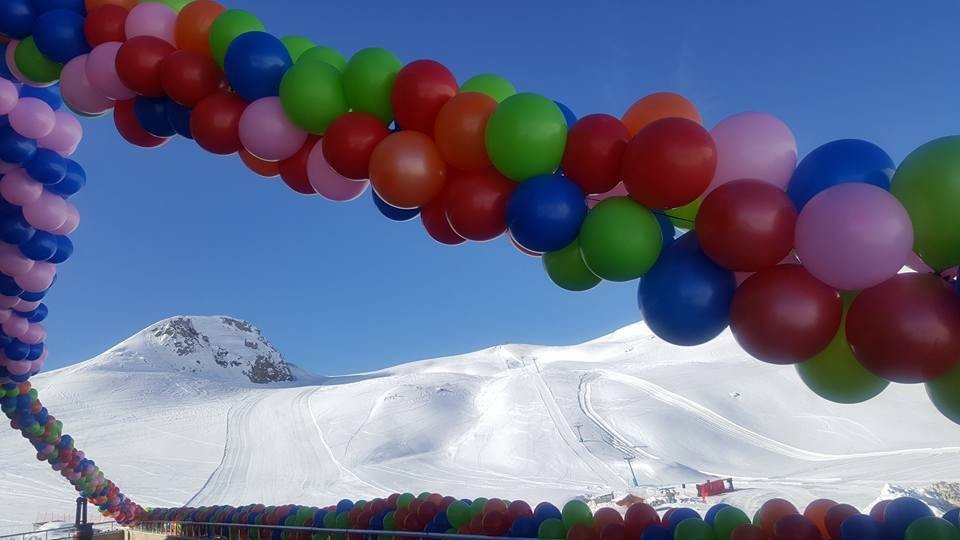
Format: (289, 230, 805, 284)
(758, 499, 800, 539)
(416, 501, 438, 522)
(190, 92, 247, 155)
(593, 508, 624, 533)
(160, 50, 225, 107)
(481, 511, 510, 536)
(696, 179, 798, 272)
(507, 500, 533, 521)
(401, 514, 421, 532)
(113, 99, 168, 148)
(509, 231, 541, 257)
(323, 112, 391, 180)
(846, 272, 960, 383)
(567, 523, 598, 540)
(562, 113, 630, 195)
(420, 188, 465, 245)
(83, 5, 128, 47)
(824, 504, 859, 540)
(440, 496, 457, 510)
(773, 514, 822, 540)
(660, 509, 676, 528)
(624, 502, 660, 538)
(279, 136, 320, 195)
(115, 36, 176, 97)
(444, 169, 515, 241)
(391, 59, 458, 136)
(599, 523, 625, 540)
(239, 148, 279, 178)
(484, 499, 509, 516)
(386, 493, 400, 507)
(369, 131, 447, 209)
(731, 265, 842, 364)
(869, 500, 889, 523)
(468, 515, 483, 534)
(731, 524, 766, 540)
(621, 117, 717, 209)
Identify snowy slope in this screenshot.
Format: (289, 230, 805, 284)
(1, 316, 958, 532)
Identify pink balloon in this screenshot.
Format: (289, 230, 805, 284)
(21, 323, 46, 345)
(125, 3, 177, 43)
(86, 42, 136, 101)
(53, 202, 80, 235)
(587, 182, 629, 209)
(15, 262, 55, 293)
(0, 244, 35, 277)
(0, 296, 20, 310)
(0, 161, 18, 174)
(307, 139, 369, 202)
(0, 310, 11, 324)
(59, 54, 114, 117)
(39, 111, 84, 157)
(0, 168, 44, 205)
(906, 251, 934, 274)
(16, 299, 39, 311)
(23, 191, 68, 232)
(9, 97, 56, 139)
(4, 41, 29, 86)
(6, 359, 31, 376)
(706, 112, 798, 193)
(2, 316, 28, 338)
(0, 79, 18, 115)
(796, 183, 913, 290)
(239, 97, 308, 162)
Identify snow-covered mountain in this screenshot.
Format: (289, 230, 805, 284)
(1, 316, 958, 532)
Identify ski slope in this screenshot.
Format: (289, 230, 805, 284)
(1, 316, 957, 532)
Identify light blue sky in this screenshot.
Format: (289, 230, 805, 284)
(45, 0, 960, 374)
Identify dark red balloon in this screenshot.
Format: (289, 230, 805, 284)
(160, 50, 225, 107)
(484, 499, 508, 516)
(391, 59, 457, 136)
(600, 523, 625, 540)
(416, 501, 438, 522)
(191, 92, 247, 155)
(824, 504, 860, 540)
(624, 502, 660, 538)
(697, 179, 798, 272)
(869, 500, 889, 523)
(481, 511, 510, 537)
(507, 500, 533, 521)
(115, 36, 176, 97)
(621, 117, 717, 209)
(562, 113, 630, 195)
(387, 493, 400, 507)
(279, 136, 320, 195)
(401, 514, 420, 532)
(420, 188, 465, 245)
(567, 523, 598, 540)
(444, 169, 515, 241)
(113, 99, 168, 148)
(731, 524, 766, 540)
(846, 273, 960, 383)
(773, 514, 822, 540)
(731, 265, 841, 364)
(83, 5, 128, 47)
(239, 148, 279, 178)
(322, 112, 391, 180)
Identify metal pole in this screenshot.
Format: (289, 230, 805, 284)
(572, 423, 584, 442)
(624, 456, 639, 487)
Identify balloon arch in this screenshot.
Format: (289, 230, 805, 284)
(1, 0, 960, 533)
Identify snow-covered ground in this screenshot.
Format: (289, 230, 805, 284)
(1, 316, 957, 532)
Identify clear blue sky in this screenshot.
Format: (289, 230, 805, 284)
(45, 0, 960, 374)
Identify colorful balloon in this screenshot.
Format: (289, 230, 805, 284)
(485, 93, 567, 182)
(543, 238, 601, 292)
(115, 36, 176, 97)
(506, 173, 586, 253)
(298, 46, 346, 72)
(578, 197, 662, 281)
(190, 92, 246, 154)
(85, 41, 135, 100)
(369, 131, 446, 209)
(280, 35, 314, 62)
(713, 508, 751, 540)
(306, 139, 368, 202)
(239, 97, 307, 162)
(279, 58, 348, 134)
(9, 97, 56, 139)
(342, 47, 401, 124)
(14, 37, 62, 84)
(224, 31, 292, 102)
(322, 112, 390, 180)
(444, 169, 515, 241)
(622, 92, 701, 136)
(159, 49, 224, 107)
(278, 136, 319, 195)
(174, 0, 225, 56)
(124, 2, 176, 43)
(562, 114, 630, 195)
(420, 190, 465, 246)
(707, 112, 797, 193)
(433, 91, 497, 172)
(113, 99, 168, 147)
(460, 74, 515, 103)
(33, 8, 90, 63)
(208, 9, 264, 67)
(391, 60, 457, 136)
(884, 498, 933, 540)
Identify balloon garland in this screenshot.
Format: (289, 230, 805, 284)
(2, 0, 960, 527)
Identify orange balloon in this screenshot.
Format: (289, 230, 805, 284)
(757, 498, 799, 539)
(239, 149, 280, 178)
(622, 92, 702, 136)
(593, 508, 624, 533)
(175, 0, 226, 56)
(803, 498, 837, 539)
(433, 91, 498, 172)
(85, 0, 137, 10)
(369, 131, 447, 209)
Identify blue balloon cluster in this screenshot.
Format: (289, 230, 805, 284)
(506, 173, 587, 253)
(787, 139, 895, 210)
(224, 32, 293, 102)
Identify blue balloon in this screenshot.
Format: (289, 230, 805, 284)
(432, 511, 450, 529)
(0, 274, 23, 297)
(5, 340, 28, 360)
(666, 508, 701, 533)
(509, 516, 537, 538)
(0, 334, 11, 348)
(0, 125, 38, 164)
(0, 44, 12, 81)
(48, 234, 72, 263)
(165, 101, 193, 139)
(336, 499, 354, 513)
(32, 9, 89, 63)
(48, 158, 85, 197)
(134, 96, 176, 138)
(840, 514, 885, 540)
(638, 232, 736, 345)
(704, 504, 730, 526)
(943, 508, 960, 527)
(25, 148, 67, 185)
(506, 173, 586, 253)
(883, 497, 933, 540)
(655, 213, 676, 248)
(31, 0, 85, 14)
(368, 513, 383, 530)
(24, 303, 47, 323)
(640, 525, 671, 540)
(787, 139, 894, 210)
(372, 190, 419, 221)
(0, 198, 18, 216)
(19, 288, 45, 301)
(19, 84, 62, 110)
(555, 101, 576, 129)
(533, 503, 562, 525)
(19, 230, 58, 261)
(224, 32, 293, 101)
(0, 0, 37, 39)
(0, 212, 36, 245)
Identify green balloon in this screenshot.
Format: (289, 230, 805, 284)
(446, 501, 471, 528)
(281, 59, 347, 134)
(538, 518, 567, 539)
(470, 498, 488, 518)
(796, 293, 888, 404)
(281, 36, 316, 62)
(445, 528, 456, 534)
(141, 0, 192, 11)
(396, 493, 415, 509)
(674, 518, 714, 540)
(666, 198, 701, 229)
(29, 388, 38, 401)
(209, 10, 265, 66)
(927, 363, 960, 425)
(543, 238, 601, 291)
(578, 197, 663, 281)
(355, 500, 367, 509)
(460, 74, 516, 103)
(322, 512, 337, 528)
(383, 510, 396, 530)
(417, 492, 431, 500)
(485, 93, 567, 181)
(561, 500, 594, 529)
(14, 37, 62, 83)
(713, 507, 751, 540)
(906, 517, 960, 540)
(343, 48, 401, 124)
(891, 136, 960, 271)
(300, 46, 347, 72)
